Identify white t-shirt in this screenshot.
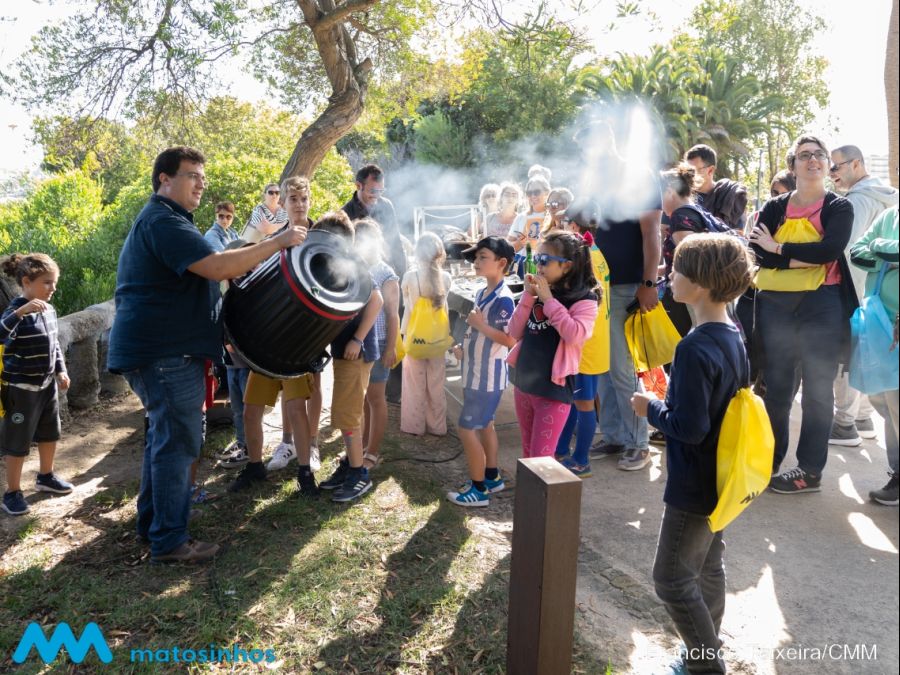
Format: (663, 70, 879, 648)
(508, 211, 547, 242)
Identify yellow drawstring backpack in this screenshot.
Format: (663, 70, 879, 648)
(625, 303, 681, 372)
(403, 275, 453, 360)
(706, 333, 775, 532)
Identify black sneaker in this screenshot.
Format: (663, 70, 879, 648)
(320, 457, 350, 490)
(589, 441, 624, 459)
(331, 467, 372, 503)
(869, 474, 899, 506)
(296, 468, 320, 499)
(855, 417, 878, 440)
(2, 490, 29, 516)
(228, 462, 267, 493)
(35, 472, 74, 495)
(769, 467, 821, 494)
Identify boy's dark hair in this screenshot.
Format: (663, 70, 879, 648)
(355, 164, 384, 184)
(152, 146, 206, 192)
(313, 210, 355, 241)
(785, 135, 829, 171)
(685, 144, 717, 168)
(770, 170, 796, 196)
(660, 163, 702, 199)
(1, 253, 60, 285)
(564, 198, 602, 235)
(541, 231, 601, 305)
(215, 201, 235, 214)
(673, 234, 755, 303)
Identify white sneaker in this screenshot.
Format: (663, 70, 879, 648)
(266, 442, 296, 471)
(309, 444, 321, 472)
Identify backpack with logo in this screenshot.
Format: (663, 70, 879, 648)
(705, 332, 775, 533)
(403, 273, 454, 359)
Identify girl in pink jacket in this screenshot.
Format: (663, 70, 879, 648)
(507, 231, 600, 457)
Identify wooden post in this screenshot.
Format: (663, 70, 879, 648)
(507, 457, 583, 674)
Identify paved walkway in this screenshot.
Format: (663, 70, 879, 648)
(444, 365, 899, 674)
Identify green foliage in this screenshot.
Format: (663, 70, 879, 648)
(0, 170, 109, 315)
(414, 112, 474, 168)
(688, 0, 829, 175)
(310, 148, 355, 218)
(580, 40, 784, 174)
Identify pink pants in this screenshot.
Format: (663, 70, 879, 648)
(513, 388, 573, 458)
(401, 357, 447, 435)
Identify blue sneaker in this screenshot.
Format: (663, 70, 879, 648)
(331, 467, 372, 503)
(2, 490, 29, 516)
(447, 483, 490, 507)
(483, 475, 505, 494)
(561, 457, 592, 478)
(35, 472, 74, 494)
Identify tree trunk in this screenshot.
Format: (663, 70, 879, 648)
(281, 84, 367, 180)
(887, 0, 899, 187)
(280, 0, 376, 181)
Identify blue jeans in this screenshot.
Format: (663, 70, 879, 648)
(757, 286, 842, 474)
(653, 505, 726, 674)
(227, 366, 250, 445)
(597, 284, 648, 450)
(123, 356, 205, 556)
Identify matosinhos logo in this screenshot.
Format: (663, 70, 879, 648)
(12, 622, 113, 665)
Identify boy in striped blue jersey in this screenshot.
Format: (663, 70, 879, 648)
(447, 237, 517, 507)
(1, 253, 73, 516)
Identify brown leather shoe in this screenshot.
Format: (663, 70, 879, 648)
(151, 539, 220, 564)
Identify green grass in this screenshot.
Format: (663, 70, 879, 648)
(1, 429, 607, 674)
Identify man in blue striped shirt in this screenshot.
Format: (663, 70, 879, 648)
(448, 237, 516, 507)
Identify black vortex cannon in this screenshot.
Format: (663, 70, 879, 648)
(223, 229, 373, 378)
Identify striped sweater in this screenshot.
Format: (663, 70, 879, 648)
(0, 296, 67, 387)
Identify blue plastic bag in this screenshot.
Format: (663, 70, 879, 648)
(849, 265, 899, 395)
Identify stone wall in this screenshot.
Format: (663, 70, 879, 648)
(57, 300, 126, 413)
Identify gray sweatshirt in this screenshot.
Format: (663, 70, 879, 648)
(843, 176, 899, 297)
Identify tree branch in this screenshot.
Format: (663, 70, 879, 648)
(317, 0, 380, 31)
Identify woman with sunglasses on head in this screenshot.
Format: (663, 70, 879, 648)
(506, 231, 600, 459)
(749, 135, 856, 495)
(541, 188, 575, 237)
(241, 182, 289, 244)
(507, 175, 551, 253)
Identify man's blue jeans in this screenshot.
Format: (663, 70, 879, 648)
(227, 366, 250, 446)
(123, 356, 205, 556)
(597, 283, 648, 450)
(653, 505, 727, 674)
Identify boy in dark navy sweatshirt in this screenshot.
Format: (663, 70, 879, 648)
(631, 234, 755, 675)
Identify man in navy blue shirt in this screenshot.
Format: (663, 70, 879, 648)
(108, 146, 306, 563)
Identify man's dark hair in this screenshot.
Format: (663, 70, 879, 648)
(152, 146, 206, 192)
(355, 163, 384, 184)
(685, 144, 717, 168)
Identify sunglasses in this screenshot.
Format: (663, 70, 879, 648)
(526, 190, 546, 197)
(829, 158, 853, 173)
(535, 253, 570, 266)
(366, 188, 385, 196)
(267, 190, 280, 195)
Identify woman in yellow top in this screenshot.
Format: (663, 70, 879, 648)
(749, 135, 855, 494)
(554, 199, 611, 477)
